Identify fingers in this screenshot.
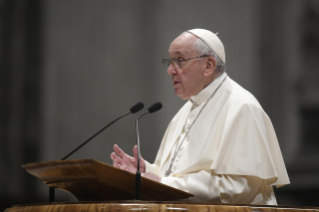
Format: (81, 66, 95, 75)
(133, 145, 146, 172)
(110, 152, 122, 168)
(113, 144, 126, 159)
(111, 152, 122, 163)
(133, 145, 143, 160)
(110, 152, 116, 160)
(133, 145, 138, 162)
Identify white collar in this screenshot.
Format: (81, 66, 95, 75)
(189, 72, 226, 106)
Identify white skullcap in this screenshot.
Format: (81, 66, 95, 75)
(187, 28, 225, 63)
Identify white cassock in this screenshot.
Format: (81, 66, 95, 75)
(145, 72, 290, 204)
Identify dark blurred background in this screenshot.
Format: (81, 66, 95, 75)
(1, 0, 319, 211)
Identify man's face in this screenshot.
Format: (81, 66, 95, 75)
(167, 33, 207, 100)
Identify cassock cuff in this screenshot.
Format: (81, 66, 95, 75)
(144, 161, 159, 175)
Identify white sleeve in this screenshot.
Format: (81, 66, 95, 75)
(161, 171, 270, 204)
(144, 160, 160, 174)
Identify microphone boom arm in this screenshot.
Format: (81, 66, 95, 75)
(61, 111, 131, 160)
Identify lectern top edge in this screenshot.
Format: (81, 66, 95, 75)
(22, 159, 194, 201)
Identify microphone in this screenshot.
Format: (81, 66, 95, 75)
(130, 102, 145, 113)
(61, 102, 144, 160)
(48, 102, 144, 203)
(135, 102, 163, 200)
(147, 102, 163, 113)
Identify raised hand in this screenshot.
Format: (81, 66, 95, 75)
(110, 144, 146, 174)
(142, 172, 161, 182)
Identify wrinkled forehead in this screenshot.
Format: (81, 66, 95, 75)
(168, 32, 199, 56)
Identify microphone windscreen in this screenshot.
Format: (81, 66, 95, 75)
(148, 102, 163, 113)
(130, 102, 144, 113)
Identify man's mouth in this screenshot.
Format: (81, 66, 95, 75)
(173, 80, 180, 85)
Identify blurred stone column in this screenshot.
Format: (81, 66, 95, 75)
(0, 0, 43, 210)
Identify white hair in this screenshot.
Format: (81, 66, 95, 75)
(192, 37, 226, 72)
(181, 31, 225, 72)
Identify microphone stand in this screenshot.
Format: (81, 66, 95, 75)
(135, 111, 149, 200)
(48, 101, 144, 202)
(46, 102, 146, 202)
(49, 187, 55, 202)
(48, 111, 132, 202)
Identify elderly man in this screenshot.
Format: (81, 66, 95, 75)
(111, 29, 289, 204)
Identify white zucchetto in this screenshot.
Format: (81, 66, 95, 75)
(188, 28, 225, 63)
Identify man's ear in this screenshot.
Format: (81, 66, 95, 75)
(203, 56, 217, 77)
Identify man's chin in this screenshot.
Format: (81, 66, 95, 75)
(179, 96, 189, 100)
(175, 91, 188, 100)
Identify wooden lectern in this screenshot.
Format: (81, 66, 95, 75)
(5, 201, 319, 212)
(4, 159, 319, 212)
(20, 159, 193, 201)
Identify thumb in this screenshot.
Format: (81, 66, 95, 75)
(133, 145, 138, 163)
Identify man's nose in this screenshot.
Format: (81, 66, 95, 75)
(167, 63, 177, 75)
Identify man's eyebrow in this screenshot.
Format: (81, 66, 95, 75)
(169, 50, 185, 56)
